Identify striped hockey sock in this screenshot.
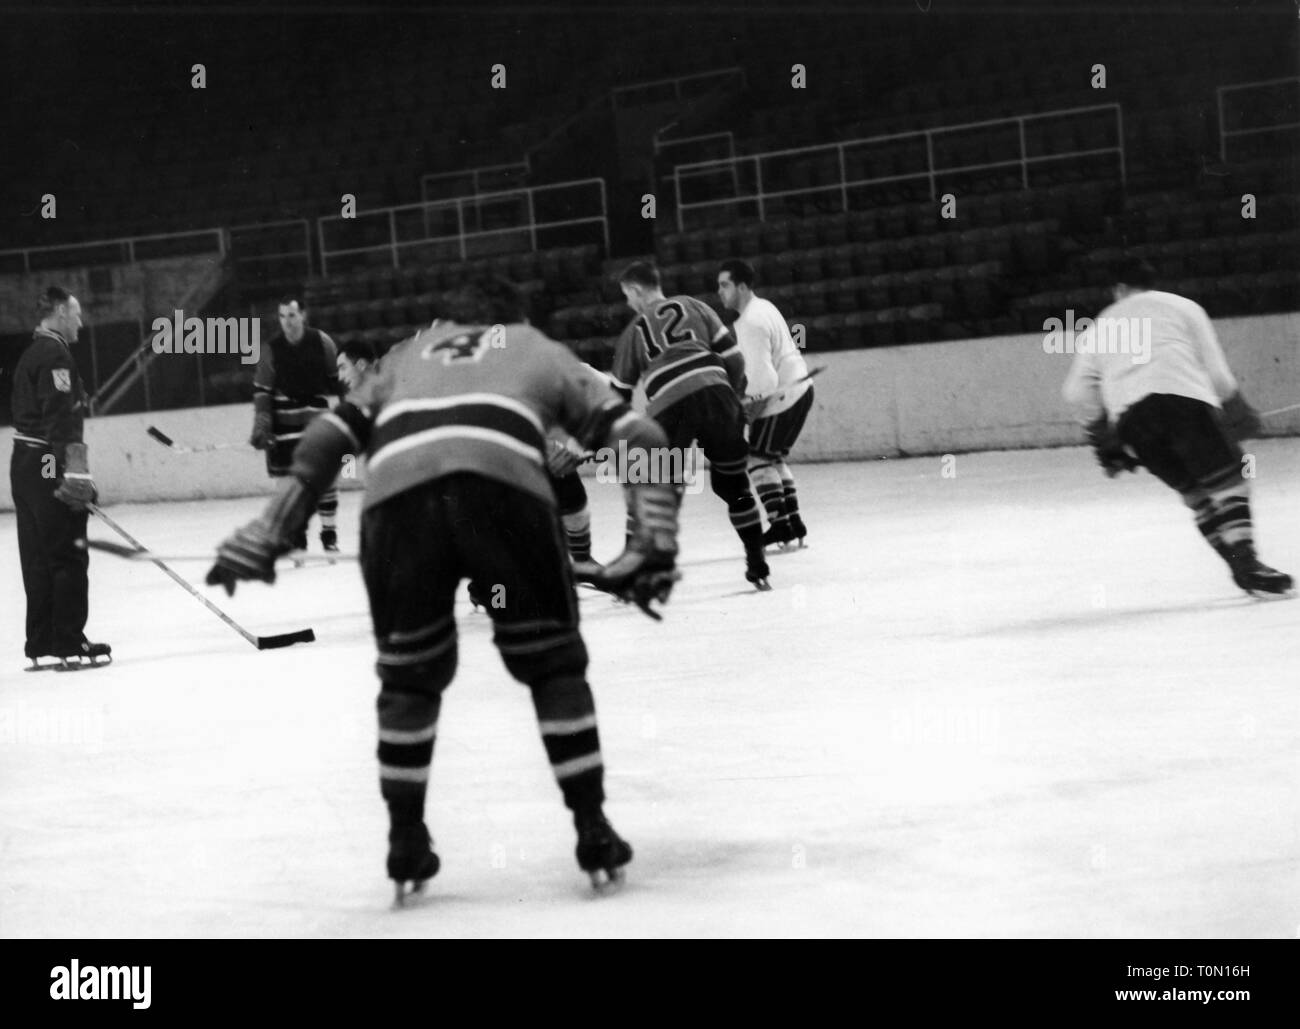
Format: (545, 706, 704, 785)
(317, 486, 339, 531)
(562, 507, 593, 562)
(531, 676, 604, 813)
(748, 457, 789, 527)
(1186, 465, 1253, 558)
(775, 460, 801, 521)
(377, 689, 441, 828)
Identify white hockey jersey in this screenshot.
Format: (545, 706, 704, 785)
(1061, 290, 1239, 424)
(734, 295, 810, 416)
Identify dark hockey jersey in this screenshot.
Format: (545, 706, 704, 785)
(302, 322, 620, 511)
(8, 328, 87, 462)
(253, 328, 341, 406)
(610, 295, 743, 417)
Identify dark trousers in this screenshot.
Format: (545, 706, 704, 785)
(11, 444, 89, 657)
(361, 474, 585, 690)
(750, 384, 815, 459)
(1117, 393, 1241, 494)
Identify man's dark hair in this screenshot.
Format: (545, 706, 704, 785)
(618, 262, 661, 289)
(340, 339, 377, 364)
(1111, 256, 1156, 290)
(719, 259, 756, 288)
(36, 286, 72, 319)
(278, 295, 304, 310)
(436, 277, 528, 324)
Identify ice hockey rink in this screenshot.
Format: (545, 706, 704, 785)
(2, 441, 1298, 939)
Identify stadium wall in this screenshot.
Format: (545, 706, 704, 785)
(1, 312, 1296, 511)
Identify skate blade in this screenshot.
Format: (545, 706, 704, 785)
(1245, 586, 1297, 601)
(587, 866, 627, 893)
(53, 658, 111, 672)
(749, 578, 773, 592)
(391, 878, 432, 908)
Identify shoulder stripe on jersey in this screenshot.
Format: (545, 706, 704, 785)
(370, 426, 544, 472)
(643, 350, 725, 393)
(650, 365, 728, 397)
(377, 393, 543, 434)
(320, 412, 360, 451)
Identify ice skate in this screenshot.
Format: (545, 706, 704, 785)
(745, 546, 772, 591)
(289, 527, 309, 568)
(320, 528, 339, 562)
(787, 514, 808, 547)
(762, 519, 796, 550)
(50, 640, 113, 671)
(575, 810, 632, 891)
(388, 823, 440, 905)
(1227, 545, 1294, 599)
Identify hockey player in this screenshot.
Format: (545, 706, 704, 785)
(249, 298, 344, 554)
(614, 261, 770, 589)
(717, 259, 814, 548)
(207, 278, 680, 897)
(9, 287, 111, 670)
(548, 361, 624, 569)
(1062, 257, 1292, 597)
(336, 339, 379, 395)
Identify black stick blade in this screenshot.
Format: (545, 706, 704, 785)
(256, 628, 316, 650)
(147, 426, 176, 448)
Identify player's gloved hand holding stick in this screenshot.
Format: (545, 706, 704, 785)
(53, 442, 98, 510)
(1085, 416, 1140, 479)
(576, 480, 680, 620)
(546, 437, 586, 478)
(207, 478, 316, 595)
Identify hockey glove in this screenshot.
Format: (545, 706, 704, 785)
(249, 409, 274, 450)
(576, 481, 681, 620)
(206, 520, 290, 595)
(1085, 417, 1139, 478)
(206, 478, 316, 595)
(53, 442, 98, 511)
(546, 438, 586, 478)
(1219, 391, 1261, 442)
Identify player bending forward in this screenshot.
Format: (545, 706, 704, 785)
(614, 262, 771, 589)
(1062, 257, 1292, 597)
(208, 280, 681, 898)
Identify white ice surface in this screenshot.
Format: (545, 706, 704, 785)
(2, 442, 1298, 938)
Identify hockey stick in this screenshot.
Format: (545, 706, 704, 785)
(87, 538, 355, 565)
(746, 365, 826, 419)
(88, 504, 316, 650)
(147, 426, 250, 455)
(1261, 401, 1300, 418)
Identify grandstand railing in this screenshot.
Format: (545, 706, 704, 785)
(0, 220, 311, 280)
(226, 220, 313, 281)
(1217, 76, 1300, 161)
(0, 227, 227, 275)
(90, 257, 230, 416)
(317, 178, 609, 276)
(421, 161, 531, 203)
(670, 103, 1125, 231)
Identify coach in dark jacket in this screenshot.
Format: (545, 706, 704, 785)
(10, 286, 110, 668)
